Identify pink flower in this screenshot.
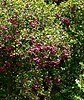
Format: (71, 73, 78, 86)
(29, 59, 33, 62)
(63, 46, 67, 49)
(3, 47, 12, 52)
(10, 19, 16, 24)
(36, 43, 43, 49)
(27, 50, 32, 54)
(61, 50, 70, 60)
(47, 80, 52, 84)
(44, 46, 52, 50)
(3, 36, 8, 40)
(4, 61, 11, 69)
(0, 32, 2, 35)
(38, 94, 45, 97)
(3, 35, 14, 40)
(13, 23, 18, 28)
(31, 24, 36, 28)
(43, 56, 48, 59)
(54, 77, 57, 80)
(12, 14, 17, 19)
(36, 59, 40, 63)
(35, 66, 40, 70)
(33, 57, 40, 61)
(62, 18, 70, 26)
(43, 76, 48, 80)
(48, 60, 60, 66)
(51, 47, 57, 52)
(35, 48, 40, 53)
(3, 27, 8, 30)
(24, 96, 27, 99)
(28, 20, 33, 23)
(56, 83, 60, 86)
(30, 48, 35, 52)
(31, 36, 35, 39)
(42, 63, 46, 67)
(62, 18, 65, 22)
(55, 14, 60, 18)
(32, 39, 36, 43)
(2, 2, 6, 6)
(34, 19, 38, 25)
(32, 84, 39, 91)
(0, 68, 6, 72)
(54, 60, 60, 65)
(56, 79, 60, 83)
(4, 64, 6, 67)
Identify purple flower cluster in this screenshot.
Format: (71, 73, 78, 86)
(0, 67, 6, 72)
(0, 27, 8, 31)
(55, 13, 70, 27)
(44, 45, 57, 52)
(54, 77, 60, 86)
(61, 49, 70, 60)
(28, 18, 38, 29)
(27, 47, 40, 54)
(32, 39, 36, 43)
(10, 15, 18, 28)
(33, 57, 40, 63)
(35, 66, 40, 70)
(27, 40, 70, 69)
(1, 1, 6, 6)
(46, 79, 52, 85)
(28, 43, 57, 55)
(3, 47, 13, 52)
(4, 61, 11, 69)
(48, 60, 60, 66)
(43, 75, 52, 85)
(32, 83, 39, 91)
(55, 13, 60, 18)
(38, 93, 45, 100)
(3, 35, 14, 40)
(62, 18, 70, 26)
(0, 32, 2, 35)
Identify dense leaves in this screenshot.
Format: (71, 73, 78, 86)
(0, 0, 84, 100)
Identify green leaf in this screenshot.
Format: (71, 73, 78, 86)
(79, 62, 84, 69)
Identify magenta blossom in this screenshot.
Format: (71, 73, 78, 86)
(32, 84, 39, 91)
(0, 32, 2, 35)
(62, 18, 70, 26)
(4, 61, 11, 69)
(55, 13, 60, 18)
(0, 27, 8, 30)
(35, 66, 40, 70)
(2, 2, 6, 6)
(32, 39, 36, 43)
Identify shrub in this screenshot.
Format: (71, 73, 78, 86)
(0, 0, 84, 99)
(44, 0, 68, 5)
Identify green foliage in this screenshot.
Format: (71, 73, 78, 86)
(0, 0, 84, 99)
